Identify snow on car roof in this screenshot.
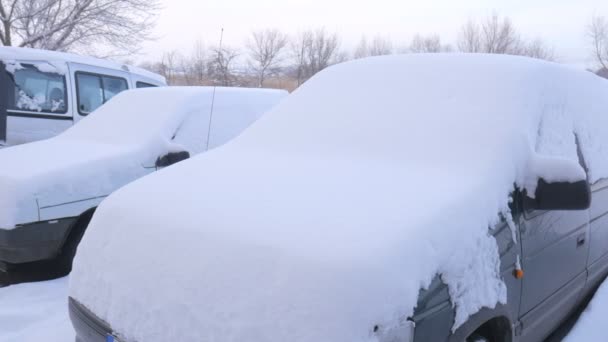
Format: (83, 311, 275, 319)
(71, 54, 608, 342)
(0, 46, 165, 83)
(0, 86, 286, 228)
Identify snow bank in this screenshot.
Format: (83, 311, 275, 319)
(0, 87, 285, 228)
(563, 280, 608, 341)
(0, 277, 73, 342)
(70, 54, 608, 342)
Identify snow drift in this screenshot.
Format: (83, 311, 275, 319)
(70, 54, 608, 342)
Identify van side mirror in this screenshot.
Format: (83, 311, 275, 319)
(526, 179, 591, 210)
(156, 151, 190, 168)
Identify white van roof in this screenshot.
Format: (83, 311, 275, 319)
(0, 46, 165, 84)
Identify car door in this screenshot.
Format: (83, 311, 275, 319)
(585, 179, 608, 290)
(517, 201, 589, 342)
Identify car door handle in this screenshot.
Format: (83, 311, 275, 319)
(577, 234, 586, 247)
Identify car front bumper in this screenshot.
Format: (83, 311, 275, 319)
(69, 296, 415, 342)
(0, 217, 76, 265)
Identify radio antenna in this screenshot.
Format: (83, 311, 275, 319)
(206, 27, 224, 150)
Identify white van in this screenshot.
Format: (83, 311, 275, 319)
(0, 47, 166, 146)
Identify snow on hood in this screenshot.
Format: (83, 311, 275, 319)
(0, 87, 286, 228)
(70, 54, 608, 342)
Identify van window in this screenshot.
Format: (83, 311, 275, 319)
(8, 64, 67, 114)
(136, 81, 157, 88)
(76, 72, 128, 115)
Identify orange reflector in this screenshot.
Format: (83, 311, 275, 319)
(514, 269, 524, 279)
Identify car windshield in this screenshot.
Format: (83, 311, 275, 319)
(6, 63, 67, 114)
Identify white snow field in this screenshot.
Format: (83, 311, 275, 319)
(68, 54, 608, 342)
(0, 277, 73, 342)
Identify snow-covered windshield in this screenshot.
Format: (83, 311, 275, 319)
(5, 63, 67, 114)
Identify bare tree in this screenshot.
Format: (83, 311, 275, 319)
(308, 29, 340, 74)
(457, 14, 555, 60)
(290, 30, 313, 86)
(409, 34, 452, 53)
(480, 15, 521, 54)
(588, 15, 608, 70)
(247, 28, 288, 87)
(189, 39, 208, 85)
(290, 29, 341, 85)
(209, 45, 239, 87)
(458, 15, 521, 54)
(354, 35, 392, 58)
(0, 0, 159, 54)
(457, 20, 482, 53)
(151, 51, 181, 85)
(522, 39, 555, 61)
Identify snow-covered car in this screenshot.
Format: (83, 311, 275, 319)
(69, 54, 608, 342)
(0, 46, 166, 147)
(0, 86, 287, 284)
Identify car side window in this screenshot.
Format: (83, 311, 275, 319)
(76, 72, 128, 115)
(8, 64, 67, 114)
(136, 81, 156, 88)
(102, 76, 128, 101)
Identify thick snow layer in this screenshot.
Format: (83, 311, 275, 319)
(0, 46, 164, 83)
(4, 60, 69, 76)
(70, 54, 608, 342)
(0, 277, 73, 342)
(0, 87, 285, 228)
(563, 280, 608, 341)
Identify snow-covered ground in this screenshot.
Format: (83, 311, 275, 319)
(563, 279, 608, 341)
(0, 277, 73, 342)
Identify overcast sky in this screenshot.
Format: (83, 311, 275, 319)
(139, 0, 608, 68)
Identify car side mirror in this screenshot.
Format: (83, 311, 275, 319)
(525, 179, 591, 210)
(156, 151, 190, 168)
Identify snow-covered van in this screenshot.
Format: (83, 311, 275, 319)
(0, 47, 166, 147)
(70, 54, 608, 342)
(0, 86, 287, 284)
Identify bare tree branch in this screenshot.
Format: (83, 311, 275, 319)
(588, 15, 608, 70)
(0, 0, 159, 54)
